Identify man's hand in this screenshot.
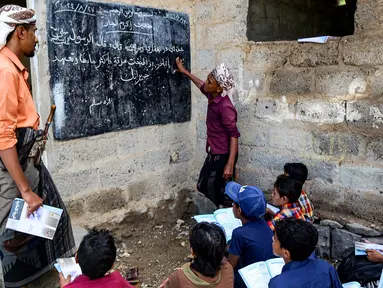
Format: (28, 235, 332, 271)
(59, 273, 71, 288)
(223, 163, 234, 180)
(366, 249, 383, 263)
(175, 57, 187, 74)
(22, 190, 43, 215)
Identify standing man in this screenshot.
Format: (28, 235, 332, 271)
(0, 5, 76, 287)
(176, 58, 240, 207)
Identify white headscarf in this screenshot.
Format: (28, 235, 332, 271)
(211, 63, 236, 104)
(0, 5, 36, 49)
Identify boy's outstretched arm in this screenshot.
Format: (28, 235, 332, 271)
(176, 57, 204, 89)
(228, 253, 240, 269)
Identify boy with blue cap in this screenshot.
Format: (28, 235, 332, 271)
(225, 182, 275, 288)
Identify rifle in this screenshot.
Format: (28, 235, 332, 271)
(34, 105, 56, 165)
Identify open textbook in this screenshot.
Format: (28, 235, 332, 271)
(355, 242, 383, 256)
(239, 258, 285, 288)
(193, 208, 242, 242)
(6, 198, 63, 240)
(54, 257, 82, 282)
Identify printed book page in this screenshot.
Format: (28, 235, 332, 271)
(239, 261, 272, 288)
(56, 257, 82, 281)
(355, 242, 383, 256)
(193, 214, 217, 224)
(6, 198, 63, 240)
(214, 208, 242, 242)
(265, 258, 285, 277)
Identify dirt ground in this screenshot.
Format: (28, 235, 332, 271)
(113, 217, 194, 287)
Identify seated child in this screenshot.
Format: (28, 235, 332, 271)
(269, 218, 342, 288)
(267, 175, 306, 231)
(160, 222, 233, 288)
(284, 163, 314, 222)
(59, 229, 134, 288)
(225, 182, 274, 288)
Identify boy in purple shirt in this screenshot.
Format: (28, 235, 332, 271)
(176, 58, 240, 207)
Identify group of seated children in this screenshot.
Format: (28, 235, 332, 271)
(56, 163, 349, 288)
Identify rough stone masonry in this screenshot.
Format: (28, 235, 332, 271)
(29, 0, 383, 228)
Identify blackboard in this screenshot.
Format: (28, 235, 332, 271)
(46, 0, 191, 140)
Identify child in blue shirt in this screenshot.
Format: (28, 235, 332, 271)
(225, 182, 275, 288)
(270, 218, 343, 288)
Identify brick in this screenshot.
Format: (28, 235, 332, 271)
(195, 25, 207, 48)
(195, 50, 215, 71)
(296, 100, 346, 124)
(312, 131, 366, 157)
(316, 70, 368, 97)
(206, 22, 246, 45)
(248, 148, 296, 172)
(238, 166, 276, 194)
(53, 168, 99, 198)
(254, 98, 295, 122)
(354, 0, 382, 34)
(268, 126, 313, 152)
(238, 120, 269, 147)
(342, 37, 383, 66)
(270, 69, 313, 95)
(242, 71, 266, 92)
(342, 188, 383, 222)
(366, 137, 383, 161)
(214, 0, 247, 22)
(217, 47, 244, 70)
(195, 1, 214, 21)
(290, 40, 339, 67)
(305, 160, 341, 183)
(340, 163, 383, 191)
(245, 42, 291, 69)
(305, 180, 344, 211)
(346, 101, 383, 133)
(197, 119, 206, 139)
(369, 68, 383, 98)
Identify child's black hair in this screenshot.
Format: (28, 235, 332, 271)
(233, 202, 250, 220)
(77, 229, 116, 280)
(190, 222, 226, 278)
(284, 163, 308, 184)
(274, 175, 302, 203)
(275, 218, 318, 261)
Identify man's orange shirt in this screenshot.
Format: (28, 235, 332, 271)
(0, 47, 39, 150)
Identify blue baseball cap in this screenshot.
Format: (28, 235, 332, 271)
(225, 182, 267, 220)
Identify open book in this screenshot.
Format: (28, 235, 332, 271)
(193, 208, 242, 242)
(6, 198, 63, 240)
(267, 204, 280, 214)
(54, 257, 82, 282)
(355, 242, 383, 256)
(379, 269, 383, 288)
(239, 258, 285, 288)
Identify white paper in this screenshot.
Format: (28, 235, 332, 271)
(239, 262, 271, 288)
(298, 36, 330, 44)
(378, 269, 383, 288)
(267, 204, 280, 214)
(193, 214, 217, 223)
(266, 258, 285, 277)
(355, 242, 383, 256)
(6, 198, 63, 240)
(342, 282, 361, 288)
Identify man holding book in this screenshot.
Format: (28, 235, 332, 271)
(0, 5, 75, 287)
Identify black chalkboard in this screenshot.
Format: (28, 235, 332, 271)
(46, 0, 191, 140)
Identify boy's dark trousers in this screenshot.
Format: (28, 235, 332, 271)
(197, 153, 237, 207)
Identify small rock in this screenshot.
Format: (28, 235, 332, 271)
(155, 225, 163, 229)
(178, 231, 189, 237)
(332, 228, 362, 260)
(320, 219, 343, 229)
(122, 243, 127, 250)
(345, 223, 383, 237)
(174, 219, 185, 230)
(138, 241, 142, 244)
(181, 242, 186, 247)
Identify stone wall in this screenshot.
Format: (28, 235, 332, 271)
(247, 0, 334, 42)
(194, 0, 383, 224)
(29, 0, 197, 225)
